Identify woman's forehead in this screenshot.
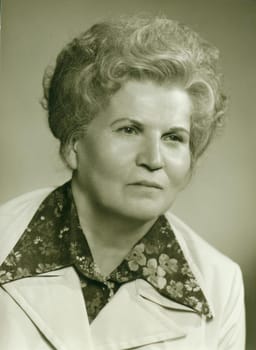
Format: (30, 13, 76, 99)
(96, 80, 191, 130)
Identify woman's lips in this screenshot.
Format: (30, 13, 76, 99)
(129, 181, 163, 189)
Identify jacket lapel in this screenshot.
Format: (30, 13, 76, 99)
(2, 267, 94, 350)
(2, 270, 205, 350)
(91, 279, 193, 350)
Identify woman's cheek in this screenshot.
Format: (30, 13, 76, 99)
(165, 153, 191, 187)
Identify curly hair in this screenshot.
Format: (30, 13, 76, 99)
(42, 15, 227, 167)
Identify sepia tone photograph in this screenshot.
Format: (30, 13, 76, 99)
(0, 0, 255, 349)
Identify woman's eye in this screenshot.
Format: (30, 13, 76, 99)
(163, 133, 183, 143)
(117, 126, 138, 135)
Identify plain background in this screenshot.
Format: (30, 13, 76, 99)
(0, 0, 255, 348)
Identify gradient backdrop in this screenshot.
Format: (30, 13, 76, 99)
(1, 0, 255, 348)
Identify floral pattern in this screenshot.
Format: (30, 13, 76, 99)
(159, 253, 178, 274)
(0, 181, 213, 322)
(143, 258, 166, 289)
(126, 243, 146, 271)
(167, 280, 184, 298)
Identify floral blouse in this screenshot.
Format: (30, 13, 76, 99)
(0, 181, 213, 322)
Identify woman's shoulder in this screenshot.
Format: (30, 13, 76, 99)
(0, 187, 55, 265)
(165, 211, 243, 295)
(0, 187, 55, 216)
(166, 210, 239, 268)
(166, 210, 244, 325)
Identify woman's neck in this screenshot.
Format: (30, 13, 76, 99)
(71, 179, 157, 275)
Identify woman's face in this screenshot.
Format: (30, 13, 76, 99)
(74, 80, 191, 221)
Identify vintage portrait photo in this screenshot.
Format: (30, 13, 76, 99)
(0, 1, 255, 349)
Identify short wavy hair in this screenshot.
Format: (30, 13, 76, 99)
(42, 15, 227, 167)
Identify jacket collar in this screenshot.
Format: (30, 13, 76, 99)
(2, 267, 94, 350)
(3, 266, 205, 350)
(91, 279, 190, 350)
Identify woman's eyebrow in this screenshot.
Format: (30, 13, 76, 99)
(166, 127, 190, 135)
(110, 118, 143, 127)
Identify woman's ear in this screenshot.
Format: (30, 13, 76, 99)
(64, 139, 79, 170)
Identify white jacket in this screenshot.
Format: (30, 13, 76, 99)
(0, 188, 245, 350)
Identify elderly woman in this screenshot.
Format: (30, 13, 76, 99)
(0, 15, 245, 350)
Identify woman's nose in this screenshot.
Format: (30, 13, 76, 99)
(136, 135, 164, 171)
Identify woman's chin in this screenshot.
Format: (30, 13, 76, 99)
(117, 201, 172, 222)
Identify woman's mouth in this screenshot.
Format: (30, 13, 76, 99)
(129, 180, 163, 189)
